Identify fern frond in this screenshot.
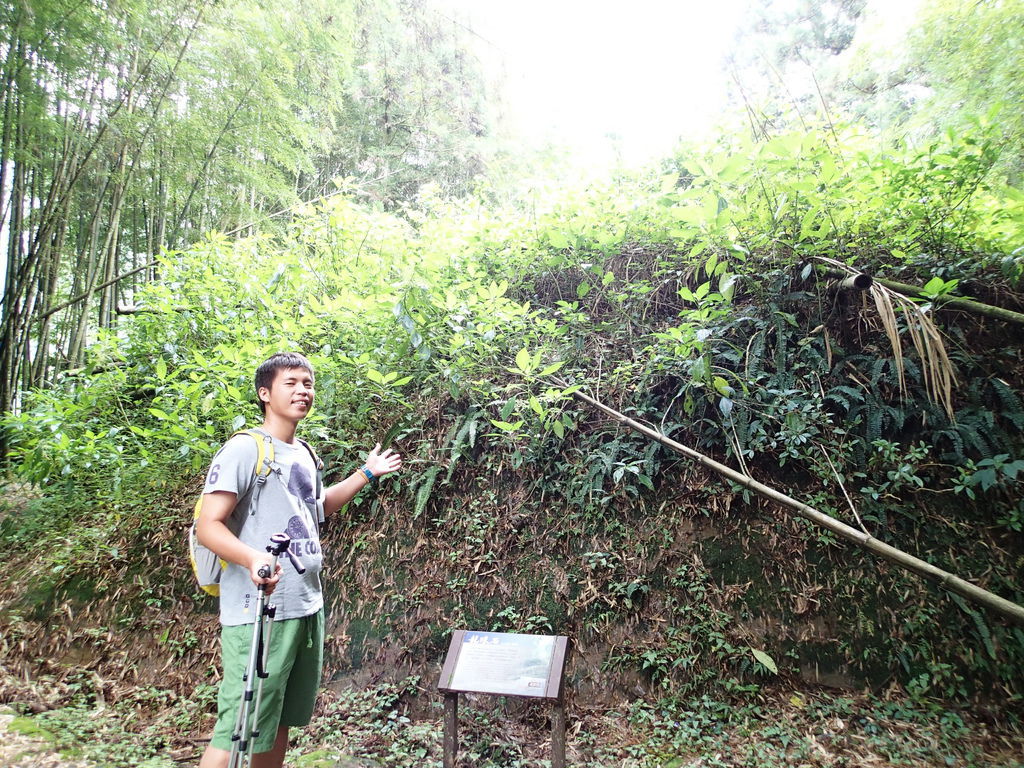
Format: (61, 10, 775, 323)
(992, 378, 1024, 430)
(414, 466, 440, 518)
(828, 385, 866, 408)
(745, 331, 766, 378)
(867, 404, 882, 442)
(867, 357, 884, 386)
(956, 419, 992, 458)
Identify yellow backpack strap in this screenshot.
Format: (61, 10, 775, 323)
(232, 429, 275, 484)
(193, 430, 270, 522)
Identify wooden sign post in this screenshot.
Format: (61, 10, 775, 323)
(438, 630, 570, 768)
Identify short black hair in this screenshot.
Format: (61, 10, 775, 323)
(254, 352, 315, 413)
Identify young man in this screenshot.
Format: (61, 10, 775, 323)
(197, 352, 401, 768)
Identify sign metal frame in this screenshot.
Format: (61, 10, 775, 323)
(437, 629, 570, 768)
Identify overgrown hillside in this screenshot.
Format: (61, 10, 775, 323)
(2, 121, 1024, 766)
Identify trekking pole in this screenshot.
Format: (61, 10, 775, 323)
(228, 534, 306, 768)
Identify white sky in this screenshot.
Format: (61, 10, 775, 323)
(431, 0, 922, 169)
(433, 0, 747, 167)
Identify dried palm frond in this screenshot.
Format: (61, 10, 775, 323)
(814, 256, 957, 420)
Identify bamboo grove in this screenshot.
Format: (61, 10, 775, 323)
(0, 0, 493, 434)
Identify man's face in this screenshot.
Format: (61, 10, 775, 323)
(259, 366, 315, 421)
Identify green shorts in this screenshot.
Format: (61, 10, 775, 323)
(211, 610, 324, 754)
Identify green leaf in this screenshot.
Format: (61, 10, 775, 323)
(799, 205, 822, 240)
(538, 361, 565, 377)
(671, 205, 707, 225)
(1003, 460, 1024, 480)
(155, 359, 167, 381)
(500, 399, 517, 420)
(705, 253, 719, 277)
(975, 468, 998, 491)
(546, 229, 570, 249)
(551, 420, 564, 438)
(515, 348, 532, 374)
(773, 193, 789, 223)
(148, 408, 170, 420)
(489, 419, 524, 432)
(751, 648, 778, 674)
(719, 274, 737, 303)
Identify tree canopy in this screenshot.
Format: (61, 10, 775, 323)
(0, 0, 493, 428)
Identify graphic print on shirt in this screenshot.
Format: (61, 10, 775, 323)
(285, 461, 320, 559)
(286, 515, 311, 541)
(288, 461, 315, 506)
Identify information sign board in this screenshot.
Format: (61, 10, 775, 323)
(438, 630, 568, 700)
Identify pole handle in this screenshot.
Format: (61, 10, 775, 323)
(284, 548, 306, 574)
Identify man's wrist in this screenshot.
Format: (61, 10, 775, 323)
(245, 549, 268, 571)
(359, 464, 377, 484)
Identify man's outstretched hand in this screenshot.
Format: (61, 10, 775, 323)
(365, 443, 401, 479)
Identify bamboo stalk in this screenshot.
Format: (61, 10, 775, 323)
(37, 187, 356, 323)
(876, 275, 1024, 325)
(823, 269, 1024, 326)
(837, 273, 873, 291)
(566, 384, 1024, 627)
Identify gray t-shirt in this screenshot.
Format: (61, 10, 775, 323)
(202, 430, 324, 626)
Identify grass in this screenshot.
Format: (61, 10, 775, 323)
(1, 674, 1022, 768)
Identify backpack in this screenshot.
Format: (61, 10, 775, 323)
(188, 429, 324, 596)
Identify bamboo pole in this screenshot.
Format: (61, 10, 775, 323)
(823, 269, 1024, 326)
(565, 384, 1024, 627)
(836, 273, 873, 292)
(876, 275, 1024, 326)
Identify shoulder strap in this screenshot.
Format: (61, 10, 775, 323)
(223, 430, 277, 522)
(233, 429, 275, 486)
(297, 438, 325, 527)
(296, 438, 323, 472)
